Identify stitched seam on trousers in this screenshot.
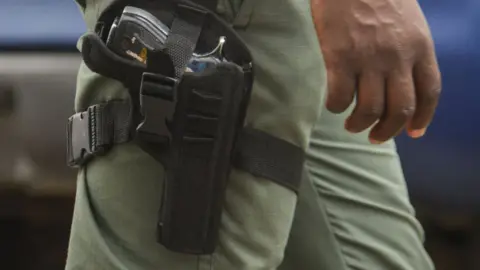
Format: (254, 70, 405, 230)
(305, 164, 354, 270)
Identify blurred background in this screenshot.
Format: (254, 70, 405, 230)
(0, 0, 478, 269)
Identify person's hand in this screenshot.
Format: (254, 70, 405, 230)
(311, 0, 442, 143)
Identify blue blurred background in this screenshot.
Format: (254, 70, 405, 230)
(0, 0, 478, 269)
(0, 0, 84, 48)
(398, 0, 480, 212)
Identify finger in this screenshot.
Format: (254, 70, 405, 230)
(370, 69, 416, 143)
(408, 50, 442, 137)
(325, 67, 357, 114)
(345, 71, 385, 133)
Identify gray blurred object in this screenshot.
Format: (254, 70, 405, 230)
(0, 80, 14, 116)
(0, 53, 81, 181)
(0, 79, 17, 181)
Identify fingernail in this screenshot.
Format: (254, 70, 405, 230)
(410, 128, 427, 138)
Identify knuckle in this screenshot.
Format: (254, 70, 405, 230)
(377, 42, 396, 56)
(380, 36, 430, 63)
(354, 42, 376, 57)
(392, 106, 415, 121)
(372, 44, 407, 67)
(422, 86, 441, 106)
(358, 106, 383, 120)
(411, 34, 430, 49)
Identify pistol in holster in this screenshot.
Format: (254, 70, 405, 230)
(67, 0, 305, 255)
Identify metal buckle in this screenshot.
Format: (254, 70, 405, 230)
(67, 108, 94, 167)
(136, 72, 178, 144)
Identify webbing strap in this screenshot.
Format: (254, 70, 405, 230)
(66, 102, 132, 167)
(165, 5, 205, 77)
(234, 128, 305, 192)
(67, 102, 305, 193)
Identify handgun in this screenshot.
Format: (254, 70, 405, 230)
(106, 6, 225, 72)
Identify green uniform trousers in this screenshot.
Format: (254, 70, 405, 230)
(66, 0, 435, 269)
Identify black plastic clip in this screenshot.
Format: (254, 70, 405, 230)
(67, 107, 96, 167)
(136, 72, 178, 145)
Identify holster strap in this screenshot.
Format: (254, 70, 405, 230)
(234, 128, 305, 193)
(67, 102, 305, 194)
(66, 101, 132, 167)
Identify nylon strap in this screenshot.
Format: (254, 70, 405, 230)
(234, 128, 305, 192)
(66, 102, 132, 167)
(67, 102, 305, 193)
(165, 5, 205, 77)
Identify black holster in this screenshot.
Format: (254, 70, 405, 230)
(144, 63, 247, 254)
(79, 0, 254, 254)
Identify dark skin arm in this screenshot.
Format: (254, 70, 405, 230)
(311, 0, 441, 143)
